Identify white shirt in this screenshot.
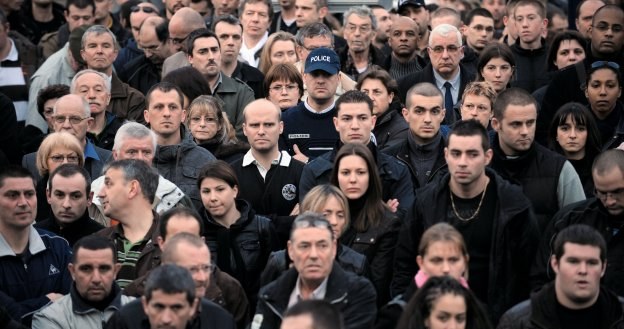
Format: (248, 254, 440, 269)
(433, 69, 461, 107)
(240, 32, 269, 68)
(242, 150, 292, 180)
(287, 275, 329, 308)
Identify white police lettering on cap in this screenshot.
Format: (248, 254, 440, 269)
(310, 55, 331, 62)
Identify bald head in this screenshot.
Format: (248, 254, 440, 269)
(54, 94, 90, 117)
(243, 98, 282, 123)
(130, 2, 159, 41)
(392, 16, 418, 31)
(169, 8, 206, 52)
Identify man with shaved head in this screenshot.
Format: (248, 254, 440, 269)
(162, 7, 207, 76)
(384, 16, 423, 80)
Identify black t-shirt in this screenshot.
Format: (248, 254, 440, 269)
(556, 299, 602, 329)
(447, 180, 497, 303)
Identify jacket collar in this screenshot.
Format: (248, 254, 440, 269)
(70, 282, 126, 314)
(0, 225, 47, 257)
(110, 72, 127, 98)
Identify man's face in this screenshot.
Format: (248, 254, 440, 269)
(464, 15, 495, 52)
(287, 227, 337, 285)
(427, 32, 463, 79)
(343, 14, 376, 54)
(53, 97, 93, 143)
(589, 9, 624, 56)
(445, 134, 492, 187)
(593, 167, 624, 216)
(165, 0, 190, 15)
(389, 18, 419, 57)
(552, 243, 605, 308)
(333, 102, 376, 144)
(281, 314, 314, 329)
(214, 22, 243, 65)
(188, 37, 222, 80)
(303, 71, 340, 104)
(491, 104, 537, 156)
(240, 2, 271, 39)
(211, 0, 239, 16)
(113, 137, 155, 164)
(73, 72, 111, 115)
(69, 247, 120, 302)
(139, 25, 172, 66)
(402, 94, 445, 144)
(372, 8, 392, 43)
(0, 177, 36, 230)
(81, 32, 118, 72)
(460, 93, 492, 128)
(144, 90, 186, 140)
(576, 0, 605, 39)
(65, 5, 96, 32)
(97, 168, 129, 218)
(243, 102, 284, 153)
(47, 174, 90, 225)
(129, 4, 158, 41)
(482, 0, 504, 24)
(295, 0, 324, 27)
(296, 35, 332, 63)
(93, 0, 112, 22)
(401, 5, 429, 35)
(514, 4, 546, 46)
(142, 291, 198, 329)
(169, 242, 212, 298)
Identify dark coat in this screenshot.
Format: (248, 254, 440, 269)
(338, 44, 388, 81)
(34, 211, 105, 247)
(87, 112, 126, 150)
(197, 140, 249, 164)
(602, 101, 624, 151)
(119, 54, 160, 95)
(108, 72, 146, 124)
(391, 169, 539, 321)
(254, 263, 377, 329)
(232, 61, 265, 99)
(510, 38, 550, 93)
(373, 103, 408, 152)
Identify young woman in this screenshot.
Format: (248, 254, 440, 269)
(258, 32, 298, 75)
(186, 95, 249, 163)
(584, 62, 623, 149)
(197, 160, 277, 305)
(264, 63, 304, 111)
(396, 276, 492, 329)
(476, 43, 515, 93)
(548, 103, 601, 197)
(260, 184, 369, 285)
(356, 69, 408, 151)
(330, 143, 400, 305)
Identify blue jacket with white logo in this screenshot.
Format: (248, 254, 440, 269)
(0, 227, 72, 323)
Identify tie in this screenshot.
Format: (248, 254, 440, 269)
(444, 82, 454, 124)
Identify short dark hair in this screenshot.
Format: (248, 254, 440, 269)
(290, 211, 334, 240)
(162, 67, 211, 107)
(72, 235, 117, 263)
(103, 159, 159, 204)
(492, 87, 537, 120)
(355, 69, 399, 104)
(37, 85, 70, 117)
(513, 0, 546, 18)
(238, 0, 274, 23)
(548, 103, 601, 159)
(66, 0, 96, 14)
(159, 207, 205, 239)
(464, 8, 494, 25)
(0, 166, 34, 189)
(48, 163, 92, 195)
(593, 149, 624, 178)
(405, 82, 443, 109)
(144, 264, 197, 304)
(263, 63, 304, 99)
(448, 119, 490, 151)
(187, 28, 219, 55)
(335, 90, 374, 116)
(155, 19, 170, 43)
(476, 43, 515, 85)
(545, 31, 586, 72)
(284, 300, 344, 329)
(553, 224, 607, 262)
(197, 160, 239, 190)
(119, 0, 141, 28)
(145, 81, 185, 110)
(211, 14, 242, 31)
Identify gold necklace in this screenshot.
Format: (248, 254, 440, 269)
(450, 180, 489, 222)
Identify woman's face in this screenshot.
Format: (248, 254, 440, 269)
(320, 196, 347, 238)
(46, 145, 81, 174)
(554, 39, 585, 70)
(557, 115, 588, 160)
(337, 155, 370, 200)
(480, 57, 514, 92)
(359, 78, 393, 115)
(200, 177, 238, 219)
(417, 241, 467, 281)
(268, 79, 300, 110)
(270, 40, 298, 65)
(189, 110, 220, 143)
(585, 68, 622, 120)
(425, 293, 467, 329)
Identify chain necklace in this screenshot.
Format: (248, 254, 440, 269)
(450, 179, 489, 222)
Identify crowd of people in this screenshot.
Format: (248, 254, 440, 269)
(0, 0, 624, 327)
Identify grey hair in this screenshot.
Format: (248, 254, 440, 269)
(295, 22, 335, 47)
(81, 24, 120, 50)
(113, 122, 158, 152)
(71, 69, 112, 93)
(102, 159, 159, 204)
(53, 94, 91, 117)
(428, 23, 463, 47)
(343, 6, 377, 31)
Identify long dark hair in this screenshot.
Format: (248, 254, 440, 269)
(548, 102, 601, 159)
(330, 143, 386, 231)
(397, 276, 493, 329)
(476, 43, 516, 87)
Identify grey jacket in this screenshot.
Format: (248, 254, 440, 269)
(213, 74, 255, 141)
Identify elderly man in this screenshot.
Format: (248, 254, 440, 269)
(398, 24, 476, 125)
(253, 213, 377, 329)
(38, 0, 96, 61)
(32, 236, 133, 329)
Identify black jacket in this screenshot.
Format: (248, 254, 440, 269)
(338, 44, 387, 81)
(602, 101, 624, 151)
(510, 38, 550, 93)
(254, 263, 377, 329)
(232, 61, 265, 99)
(34, 211, 105, 247)
(87, 112, 126, 151)
(120, 54, 161, 95)
(498, 283, 624, 329)
(373, 103, 409, 152)
(530, 198, 624, 297)
(197, 140, 249, 164)
(105, 298, 236, 329)
(392, 169, 539, 321)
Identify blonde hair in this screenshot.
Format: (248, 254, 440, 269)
(419, 223, 469, 261)
(258, 31, 298, 75)
(186, 95, 238, 144)
(300, 184, 351, 236)
(36, 132, 85, 176)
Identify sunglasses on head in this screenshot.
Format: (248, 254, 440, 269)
(131, 5, 157, 14)
(591, 61, 620, 70)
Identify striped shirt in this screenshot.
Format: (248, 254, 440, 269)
(0, 39, 28, 122)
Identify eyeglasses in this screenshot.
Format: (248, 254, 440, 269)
(53, 115, 89, 125)
(591, 61, 620, 70)
(429, 45, 462, 54)
(48, 154, 81, 163)
(186, 264, 216, 275)
(591, 23, 623, 33)
(169, 35, 189, 45)
(595, 188, 624, 201)
(269, 84, 299, 93)
(131, 5, 157, 14)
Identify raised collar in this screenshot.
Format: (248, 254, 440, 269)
(242, 150, 292, 168)
(0, 225, 46, 257)
(70, 282, 126, 314)
(84, 139, 101, 161)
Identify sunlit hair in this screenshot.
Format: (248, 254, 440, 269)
(548, 102, 601, 159)
(186, 95, 238, 144)
(196, 160, 239, 190)
(259, 31, 298, 75)
(36, 132, 85, 176)
(301, 184, 351, 236)
(461, 81, 497, 109)
(418, 223, 469, 261)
